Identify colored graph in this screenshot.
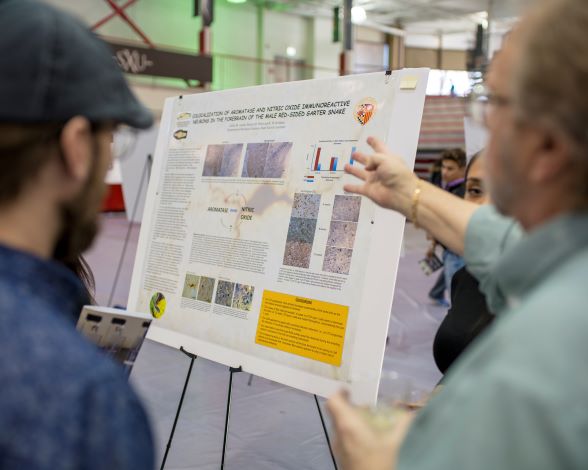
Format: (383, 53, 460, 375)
(309, 142, 357, 173)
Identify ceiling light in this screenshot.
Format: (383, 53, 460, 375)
(227, 0, 247, 4)
(471, 10, 489, 28)
(351, 6, 367, 23)
(286, 46, 297, 57)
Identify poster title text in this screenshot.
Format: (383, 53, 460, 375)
(192, 100, 351, 124)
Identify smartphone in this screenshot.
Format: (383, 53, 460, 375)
(418, 254, 443, 276)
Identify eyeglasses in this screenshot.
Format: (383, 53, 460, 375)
(91, 121, 137, 161)
(111, 125, 138, 161)
(469, 83, 512, 126)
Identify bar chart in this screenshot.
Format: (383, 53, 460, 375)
(308, 142, 357, 173)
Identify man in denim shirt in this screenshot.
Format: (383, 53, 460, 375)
(0, 0, 154, 468)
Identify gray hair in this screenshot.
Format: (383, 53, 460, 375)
(514, 0, 588, 201)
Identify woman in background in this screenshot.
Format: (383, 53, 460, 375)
(63, 256, 96, 305)
(432, 151, 494, 375)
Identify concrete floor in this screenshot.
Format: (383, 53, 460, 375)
(85, 213, 445, 470)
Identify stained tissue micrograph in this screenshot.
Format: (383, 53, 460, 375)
(283, 193, 319, 268)
(327, 221, 358, 249)
(197, 276, 215, 303)
(242, 143, 269, 178)
(202, 145, 224, 176)
(215, 280, 235, 307)
(291, 192, 321, 219)
(219, 144, 243, 177)
(181, 274, 201, 300)
(232, 284, 255, 311)
(323, 246, 353, 275)
(263, 142, 292, 178)
(283, 240, 313, 268)
(286, 217, 318, 244)
(332, 195, 362, 222)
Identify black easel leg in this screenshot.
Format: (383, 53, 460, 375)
(221, 366, 242, 470)
(160, 347, 198, 470)
(314, 394, 338, 470)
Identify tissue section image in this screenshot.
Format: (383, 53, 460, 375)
(283, 192, 321, 269)
(181, 273, 201, 300)
(218, 144, 243, 177)
(242, 143, 268, 178)
(322, 194, 362, 275)
(241, 142, 292, 178)
(202, 144, 224, 176)
(322, 246, 353, 275)
(197, 276, 215, 303)
(327, 221, 358, 249)
(332, 195, 362, 222)
(286, 217, 318, 244)
(215, 281, 235, 307)
(263, 142, 292, 178)
(232, 284, 255, 311)
(283, 241, 313, 268)
(291, 193, 321, 219)
(202, 144, 244, 177)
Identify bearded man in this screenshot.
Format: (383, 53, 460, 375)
(0, 0, 154, 467)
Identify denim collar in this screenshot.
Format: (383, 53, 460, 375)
(494, 211, 588, 307)
(0, 243, 89, 323)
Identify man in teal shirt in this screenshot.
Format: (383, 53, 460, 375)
(327, 0, 588, 468)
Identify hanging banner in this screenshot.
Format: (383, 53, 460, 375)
(128, 69, 429, 404)
(107, 40, 212, 82)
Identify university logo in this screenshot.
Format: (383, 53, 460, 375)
(354, 98, 377, 125)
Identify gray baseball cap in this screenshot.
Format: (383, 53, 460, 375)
(0, 0, 153, 129)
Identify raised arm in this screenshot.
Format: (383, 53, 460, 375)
(344, 137, 478, 256)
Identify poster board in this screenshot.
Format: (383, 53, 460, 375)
(128, 69, 429, 404)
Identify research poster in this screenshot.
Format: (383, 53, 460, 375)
(128, 69, 429, 404)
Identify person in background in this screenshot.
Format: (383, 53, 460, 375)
(428, 148, 467, 306)
(432, 151, 494, 375)
(63, 256, 96, 306)
(428, 158, 442, 187)
(0, 0, 154, 467)
(328, 0, 588, 468)
(440, 148, 466, 196)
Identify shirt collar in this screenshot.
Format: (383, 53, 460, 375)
(494, 211, 588, 306)
(445, 177, 465, 190)
(0, 243, 89, 323)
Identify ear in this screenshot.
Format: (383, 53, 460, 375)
(526, 126, 572, 184)
(59, 116, 93, 183)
